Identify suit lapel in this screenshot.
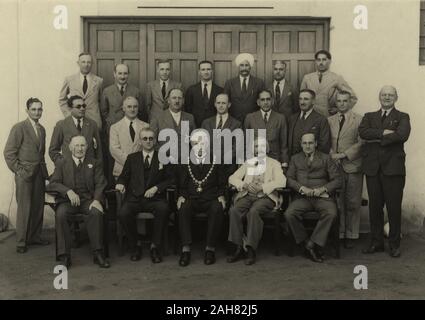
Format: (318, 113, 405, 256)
(135, 152, 145, 187)
(233, 77, 242, 97)
(147, 151, 159, 187)
(24, 119, 39, 147)
(65, 158, 76, 189)
(339, 113, 353, 138)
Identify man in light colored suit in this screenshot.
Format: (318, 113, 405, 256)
(110, 96, 149, 178)
(59, 53, 104, 128)
(300, 50, 357, 117)
(150, 88, 195, 163)
(269, 60, 298, 120)
(244, 89, 289, 172)
(328, 91, 363, 248)
(50, 95, 102, 165)
(224, 53, 265, 123)
(4, 98, 50, 253)
(145, 59, 183, 121)
(227, 137, 286, 265)
(101, 63, 147, 129)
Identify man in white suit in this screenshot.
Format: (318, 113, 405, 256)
(59, 53, 104, 129)
(328, 91, 363, 248)
(109, 96, 149, 179)
(145, 59, 183, 121)
(227, 137, 286, 265)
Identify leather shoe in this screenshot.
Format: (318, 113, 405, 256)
(93, 251, 110, 268)
(58, 254, 72, 268)
(227, 246, 245, 263)
(244, 246, 256, 265)
(29, 239, 50, 246)
(362, 244, 384, 254)
(389, 247, 401, 258)
(16, 246, 27, 254)
(305, 246, 323, 263)
(150, 247, 162, 263)
(204, 250, 216, 265)
(179, 251, 191, 267)
(130, 246, 142, 261)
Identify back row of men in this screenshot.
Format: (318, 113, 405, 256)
(4, 50, 410, 269)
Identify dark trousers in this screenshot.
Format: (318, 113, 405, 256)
(366, 171, 405, 249)
(56, 200, 103, 256)
(15, 170, 45, 247)
(118, 196, 170, 251)
(178, 199, 224, 248)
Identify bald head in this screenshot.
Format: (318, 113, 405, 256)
(379, 85, 398, 109)
(114, 63, 129, 86)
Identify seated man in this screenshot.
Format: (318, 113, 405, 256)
(284, 133, 342, 263)
(227, 137, 286, 265)
(46, 135, 109, 268)
(116, 128, 174, 263)
(176, 130, 226, 267)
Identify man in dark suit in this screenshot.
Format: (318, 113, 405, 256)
(4, 98, 49, 253)
(176, 130, 227, 267)
(185, 60, 224, 128)
(244, 89, 289, 171)
(46, 135, 109, 268)
(115, 127, 174, 263)
(288, 89, 331, 156)
(359, 85, 411, 258)
(150, 88, 195, 163)
(270, 60, 298, 120)
(284, 133, 342, 263)
(49, 95, 103, 165)
(201, 93, 242, 177)
(224, 53, 265, 123)
(101, 63, 147, 129)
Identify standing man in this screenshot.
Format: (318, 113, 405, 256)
(300, 50, 357, 117)
(288, 89, 330, 156)
(284, 133, 342, 263)
(270, 60, 298, 120)
(4, 98, 49, 253)
(244, 89, 289, 172)
(49, 95, 102, 165)
(359, 85, 410, 258)
(116, 128, 174, 263)
(109, 96, 149, 179)
(47, 135, 109, 268)
(146, 59, 183, 121)
(176, 130, 227, 267)
(185, 60, 224, 128)
(328, 91, 364, 248)
(224, 53, 265, 123)
(101, 63, 147, 128)
(59, 53, 104, 128)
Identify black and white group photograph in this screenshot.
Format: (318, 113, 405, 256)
(0, 0, 424, 305)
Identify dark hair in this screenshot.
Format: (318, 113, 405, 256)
(257, 89, 273, 99)
(215, 93, 230, 102)
(198, 60, 213, 69)
(67, 95, 84, 108)
(273, 60, 287, 67)
(26, 97, 42, 109)
(299, 89, 316, 99)
(70, 134, 87, 144)
(167, 88, 184, 99)
(314, 50, 332, 60)
(336, 90, 352, 98)
(78, 52, 92, 59)
(157, 59, 171, 66)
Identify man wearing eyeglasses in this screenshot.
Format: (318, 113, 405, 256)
(49, 95, 103, 165)
(244, 90, 289, 173)
(116, 127, 174, 263)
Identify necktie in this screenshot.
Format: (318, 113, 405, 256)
(301, 111, 306, 120)
(161, 81, 166, 99)
(77, 119, 82, 132)
(83, 75, 88, 94)
(78, 159, 83, 169)
(275, 81, 281, 104)
(382, 111, 388, 123)
(203, 83, 208, 100)
(129, 121, 135, 142)
(264, 112, 268, 124)
(120, 85, 125, 96)
(144, 154, 150, 169)
(242, 77, 247, 95)
(318, 73, 323, 83)
(35, 122, 42, 147)
(339, 114, 345, 132)
(217, 115, 223, 129)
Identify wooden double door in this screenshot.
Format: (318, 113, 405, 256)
(88, 20, 328, 93)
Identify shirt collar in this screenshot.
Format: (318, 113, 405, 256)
(27, 117, 38, 127)
(338, 110, 351, 119)
(160, 79, 169, 85)
(317, 70, 330, 76)
(201, 80, 212, 86)
(304, 151, 315, 159)
(240, 75, 250, 82)
(72, 116, 84, 126)
(117, 83, 127, 91)
(260, 109, 271, 118)
(273, 79, 285, 86)
(72, 155, 85, 166)
(381, 107, 394, 115)
(300, 108, 314, 119)
(123, 116, 137, 126)
(80, 73, 90, 81)
(143, 150, 154, 159)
